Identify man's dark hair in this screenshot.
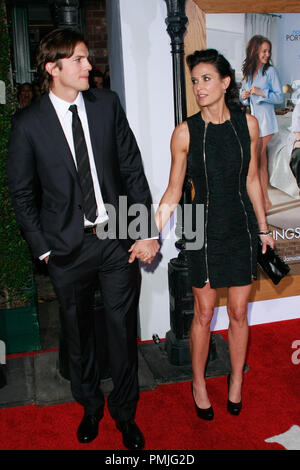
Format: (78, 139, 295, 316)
(36, 28, 87, 93)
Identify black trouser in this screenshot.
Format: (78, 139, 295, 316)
(47, 234, 140, 421)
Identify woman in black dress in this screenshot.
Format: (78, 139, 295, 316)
(155, 50, 274, 419)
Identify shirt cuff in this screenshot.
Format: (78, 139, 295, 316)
(39, 251, 51, 261)
(138, 237, 159, 241)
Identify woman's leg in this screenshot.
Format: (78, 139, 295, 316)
(190, 283, 216, 408)
(227, 284, 252, 403)
(257, 134, 274, 212)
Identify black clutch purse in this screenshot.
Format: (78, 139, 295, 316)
(257, 239, 290, 285)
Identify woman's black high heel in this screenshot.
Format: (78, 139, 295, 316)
(227, 375, 242, 416)
(191, 383, 214, 421)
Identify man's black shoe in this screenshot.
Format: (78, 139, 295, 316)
(77, 413, 102, 444)
(116, 420, 145, 450)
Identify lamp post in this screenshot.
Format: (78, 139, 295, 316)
(163, 0, 232, 377)
(164, 0, 194, 365)
(164, 0, 190, 261)
(165, 0, 188, 126)
(49, 0, 80, 29)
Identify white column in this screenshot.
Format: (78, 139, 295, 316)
(107, 0, 178, 340)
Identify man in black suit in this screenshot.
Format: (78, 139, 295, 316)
(8, 28, 159, 449)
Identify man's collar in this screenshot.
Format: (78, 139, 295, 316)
(49, 91, 84, 116)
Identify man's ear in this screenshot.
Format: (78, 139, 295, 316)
(45, 62, 58, 77)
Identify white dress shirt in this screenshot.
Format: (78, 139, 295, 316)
(39, 91, 108, 260)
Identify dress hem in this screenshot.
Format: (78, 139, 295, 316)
(190, 279, 255, 289)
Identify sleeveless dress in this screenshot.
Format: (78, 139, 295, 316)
(185, 103, 258, 289)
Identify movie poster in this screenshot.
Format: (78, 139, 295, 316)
(206, 12, 300, 277)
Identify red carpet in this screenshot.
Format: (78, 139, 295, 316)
(0, 319, 299, 450)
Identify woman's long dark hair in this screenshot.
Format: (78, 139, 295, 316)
(186, 49, 238, 103)
(242, 35, 272, 81)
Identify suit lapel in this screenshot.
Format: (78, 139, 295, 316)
(83, 90, 104, 188)
(38, 94, 79, 182)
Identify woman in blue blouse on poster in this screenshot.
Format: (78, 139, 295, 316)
(240, 35, 283, 212)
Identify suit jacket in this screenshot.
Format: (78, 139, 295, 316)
(7, 89, 156, 263)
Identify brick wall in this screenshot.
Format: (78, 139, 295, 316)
(85, 0, 108, 72)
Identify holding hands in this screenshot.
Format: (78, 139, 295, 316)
(128, 239, 160, 264)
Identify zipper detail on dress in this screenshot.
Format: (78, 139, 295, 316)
(203, 123, 210, 282)
(229, 120, 254, 279)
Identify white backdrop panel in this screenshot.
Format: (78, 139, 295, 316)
(118, 0, 178, 340)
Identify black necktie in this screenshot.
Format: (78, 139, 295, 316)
(69, 104, 97, 223)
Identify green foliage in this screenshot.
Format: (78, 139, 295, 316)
(0, 1, 34, 306)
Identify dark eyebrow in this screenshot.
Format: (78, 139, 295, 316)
(72, 54, 89, 60)
(191, 73, 212, 79)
